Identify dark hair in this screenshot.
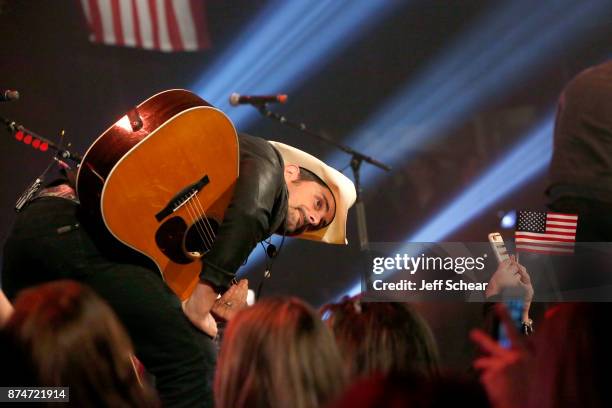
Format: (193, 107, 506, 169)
(215, 297, 347, 408)
(320, 296, 439, 379)
(297, 166, 329, 189)
(0, 280, 158, 407)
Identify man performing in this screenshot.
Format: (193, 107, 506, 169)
(1, 91, 356, 407)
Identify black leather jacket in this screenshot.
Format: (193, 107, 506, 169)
(199, 133, 288, 292)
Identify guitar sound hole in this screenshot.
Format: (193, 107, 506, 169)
(184, 218, 219, 256)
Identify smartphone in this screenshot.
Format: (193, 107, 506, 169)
(488, 232, 522, 347)
(496, 297, 524, 348)
(488, 232, 510, 263)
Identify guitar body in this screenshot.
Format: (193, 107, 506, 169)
(76, 90, 239, 299)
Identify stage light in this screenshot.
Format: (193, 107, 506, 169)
(500, 210, 517, 229)
(327, 0, 611, 184)
(331, 1, 610, 299)
(192, 0, 399, 128)
(408, 116, 553, 242)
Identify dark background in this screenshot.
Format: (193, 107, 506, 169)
(1, 0, 611, 370)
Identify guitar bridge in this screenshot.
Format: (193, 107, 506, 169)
(155, 175, 209, 221)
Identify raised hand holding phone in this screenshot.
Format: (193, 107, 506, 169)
(486, 232, 534, 339)
(487, 233, 533, 300)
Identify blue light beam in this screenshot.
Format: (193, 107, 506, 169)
(342, 114, 555, 297)
(192, 0, 400, 128)
(327, 0, 611, 186)
(407, 116, 554, 242)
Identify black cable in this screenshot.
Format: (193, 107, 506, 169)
(255, 224, 287, 300)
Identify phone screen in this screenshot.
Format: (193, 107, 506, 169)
(497, 298, 524, 348)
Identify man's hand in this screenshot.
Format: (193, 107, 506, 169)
(211, 279, 249, 322)
(182, 281, 219, 336)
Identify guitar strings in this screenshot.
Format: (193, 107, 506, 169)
(184, 200, 214, 250)
(188, 199, 215, 248)
(183, 201, 211, 249)
(188, 196, 217, 249)
(192, 194, 218, 244)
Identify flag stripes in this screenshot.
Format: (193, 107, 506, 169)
(80, 0, 211, 52)
(515, 210, 578, 255)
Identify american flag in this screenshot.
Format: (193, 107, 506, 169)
(515, 210, 578, 254)
(79, 0, 211, 52)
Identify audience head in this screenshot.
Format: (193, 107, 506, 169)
(214, 297, 346, 408)
(0, 280, 158, 407)
(320, 295, 439, 379)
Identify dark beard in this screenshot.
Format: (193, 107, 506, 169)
(284, 207, 308, 235)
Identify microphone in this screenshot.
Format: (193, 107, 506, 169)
(229, 93, 287, 106)
(1, 89, 19, 102)
(266, 243, 278, 258)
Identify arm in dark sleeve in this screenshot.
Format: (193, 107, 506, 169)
(199, 158, 283, 293)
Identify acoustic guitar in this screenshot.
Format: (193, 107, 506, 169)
(76, 89, 239, 300)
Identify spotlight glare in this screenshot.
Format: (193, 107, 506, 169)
(501, 210, 517, 229)
(192, 0, 399, 128)
(330, 0, 612, 189)
(340, 115, 555, 298)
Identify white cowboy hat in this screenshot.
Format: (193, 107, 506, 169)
(268, 141, 356, 245)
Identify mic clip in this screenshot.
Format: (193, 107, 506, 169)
(266, 243, 278, 258)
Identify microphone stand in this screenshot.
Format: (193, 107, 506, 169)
(1, 115, 83, 211)
(255, 104, 391, 251)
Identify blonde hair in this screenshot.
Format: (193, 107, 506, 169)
(215, 297, 347, 408)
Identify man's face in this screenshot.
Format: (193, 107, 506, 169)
(284, 165, 336, 234)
